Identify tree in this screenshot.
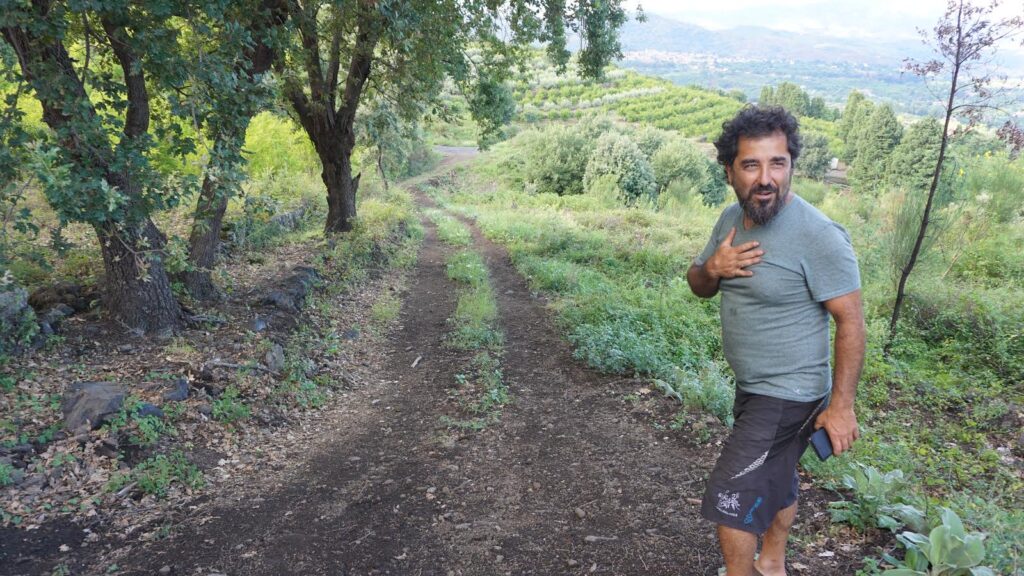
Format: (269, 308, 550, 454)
(278, 0, 631, 234)
(650, 137, 706, 195)
(774, 82, 811, 116)
(886, 0, 1024, 350)
(180, 0, 289, 300)
(885, 118, 943, 194)
(838, 90, 870, 161)
(798, 132, 832, 181)
(759, 82, 834, 119)
(848, 104, 902, 192)
(584, 132, 656, 205)
(1, 1, 199, 333)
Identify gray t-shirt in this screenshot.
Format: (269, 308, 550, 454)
(695, 195, 860, 401)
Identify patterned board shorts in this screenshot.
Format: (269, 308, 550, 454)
(700, 389, 827, 535)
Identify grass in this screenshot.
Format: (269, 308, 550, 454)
(431, 151, 1024, 572)
(430, 207, 510, 429)
(425, 208, 472, 246)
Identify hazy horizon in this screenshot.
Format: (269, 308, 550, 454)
(636, 1, 1022, 42)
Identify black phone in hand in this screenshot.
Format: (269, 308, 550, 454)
(810, 428, 833, 461)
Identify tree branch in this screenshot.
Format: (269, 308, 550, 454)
(335, 5, 380, 131)
(100, 17, 150, 140)
(289, 1, 327, 107)
(326, 21, 343, 113)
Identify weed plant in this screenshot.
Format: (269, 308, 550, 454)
(106, 451, 203, 498)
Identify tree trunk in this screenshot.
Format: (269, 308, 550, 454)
(178, 1, 287, 299)
(180, 172, 231, 300)
(885, 2, 963, 354)
(180, 118, 250, 300)
(322, 139, 360, 234)
(96, 220, 183, 334)
(377, 148, 389, 192)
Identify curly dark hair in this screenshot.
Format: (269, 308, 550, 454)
(714, 105, 802, 168)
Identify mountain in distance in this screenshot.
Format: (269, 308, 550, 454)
(614, 12, 1024, 115)
(618, 12, 933, 67)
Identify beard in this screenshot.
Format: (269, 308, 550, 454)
(741, 184, 786, 225)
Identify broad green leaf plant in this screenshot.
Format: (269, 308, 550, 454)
(883, 508, 995, 576)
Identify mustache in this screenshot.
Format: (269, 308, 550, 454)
(752, 184, 779, 194)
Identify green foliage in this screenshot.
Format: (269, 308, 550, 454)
(651, 138, 708, 194)
(882, 508, 995, 576)
(244, 112, 320, 177)
(884, 188, 937, 288)
(584, 132, 657, 205)
(839, 90, 870, 158)
(469, 75, 516, 149)
(849, 104, 903, 192)
(426, 209, 472, 246)
(445, 249, 502, 350)
(964, 151, 1024, 224)
(632, 125, 670, 159)
(356, 100, 438, 182)
(106, 451, 204, 498)
(886, 119, 942, 195)
(902, 285, 1024, 383)
(499, 123, 595, 196)
(0, 459, 13, 487)
(1, 1, 198, 229)
(759, 82, 836, 120)
(648, 137, 727, 208)
(798, 132, 832, 181)
(829, 464, 926, 533)
(102, 396, 175, 448)
(212, 386, 250, 423)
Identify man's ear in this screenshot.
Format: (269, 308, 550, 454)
(725, 166, 733, 186)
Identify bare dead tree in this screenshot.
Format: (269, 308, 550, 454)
(886, 0, 1024, 353)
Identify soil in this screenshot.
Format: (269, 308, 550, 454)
(1, 151, 872, 575)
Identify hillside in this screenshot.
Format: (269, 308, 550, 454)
(616, 13, 1024, 115)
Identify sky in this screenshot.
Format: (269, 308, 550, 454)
(635, 0, 1022, 40)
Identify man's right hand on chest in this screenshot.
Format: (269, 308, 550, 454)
(705, 227, 764, 279)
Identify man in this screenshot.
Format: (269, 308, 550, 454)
(687, 106, 865, 576)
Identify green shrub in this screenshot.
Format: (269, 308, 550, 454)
(0, 460, 14, 486)
(244, 112, 319, 176)
(584, 132, 657, 205)
(882, 508, 995, 575)
(829, 463, 926, 533)
(798, 131, 832, 181)
(102, 396, 175, 448)
(107, 451, 204, 498)
(212, 386, 250, 423)
(496, 124, 594, 196)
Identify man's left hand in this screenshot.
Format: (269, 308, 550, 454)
(814, 406, 859, 456)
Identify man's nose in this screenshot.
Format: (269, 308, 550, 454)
(758, 166, 772, 185)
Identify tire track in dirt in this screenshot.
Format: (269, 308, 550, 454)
(100, 205, 481, 575)
(423, 193, 724, 575)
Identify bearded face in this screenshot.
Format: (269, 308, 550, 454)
(726, 131, 794, 226)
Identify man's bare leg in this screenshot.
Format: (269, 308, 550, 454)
(718, 525, 759, 576)
(754, 501, 797, 576)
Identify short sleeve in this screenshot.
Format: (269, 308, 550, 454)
(694, 206, 733, 266)
(802, 222, 861, 302)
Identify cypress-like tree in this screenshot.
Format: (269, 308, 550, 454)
(849, 104, 902, 191)
(885, 118, 943, 194)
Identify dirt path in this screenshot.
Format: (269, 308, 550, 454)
(58, 157, 852, 576)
